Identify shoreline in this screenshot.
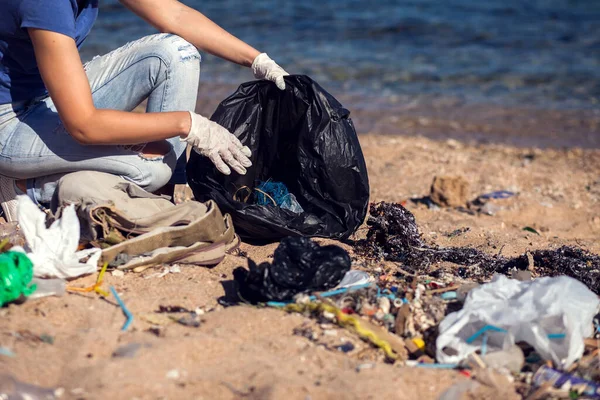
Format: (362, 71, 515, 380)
(194, 81, 600, 150)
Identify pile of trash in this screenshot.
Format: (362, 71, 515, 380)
(357, 202, 600, 294)
(227, 202, 600, 399)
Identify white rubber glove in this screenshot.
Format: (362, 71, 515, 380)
(183, 111, 252, 175)
(251, 53, 289, 90)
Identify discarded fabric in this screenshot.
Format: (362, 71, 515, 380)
(436, 274, 600, 369)
(234, 237, 351, 302)
(0, 251, 36, 307)
(17, 196, 100, 279)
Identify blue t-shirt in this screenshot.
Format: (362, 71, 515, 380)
(0, 0, 99, 104)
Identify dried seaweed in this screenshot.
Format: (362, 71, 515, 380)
(356, 202, 600, 294)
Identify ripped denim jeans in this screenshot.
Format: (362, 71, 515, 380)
(0, 33, 200, 204)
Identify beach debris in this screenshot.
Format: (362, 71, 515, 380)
(274, 300, 407, 362)
(234, 237, 351, 303)
(17, 196, 100, 279)
(0, 374, 60, 400)
(27, 278, 65, 300)
(533, 365, 600, 399)
(39, 334, 54, 345)
(522, 226, 541, 236)
(249, 180, 304, 214)
(436, 275, 599, 369)
(172, 313, 202, 328)
(446, 227, 470, 238)
(110, 286, 133, 331)
(166, 369, 181, 380)
(111, 270, 124, 278)
(0, 251, 36, 307)
(143, 265, 181, 279)
(157, 305, 191, 313)
(0, 347, 15, 358)
(429, 176, 470, 208)
(478, 191, 516, 200)
(481, 345, 525, 374)
(67, 262, 109, 297)
(112, 343, 144, 359)
(356, 202, 600, 294)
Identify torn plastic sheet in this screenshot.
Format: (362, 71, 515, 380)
(17, 196, 100, 279)
(436, 274, 600, 369)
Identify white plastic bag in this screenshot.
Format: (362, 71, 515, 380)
(436, 274, 599, 369)
(17, 196, 100, 279)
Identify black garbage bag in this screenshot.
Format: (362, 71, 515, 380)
(187, 75, 370, 241)
(233, 237, 352, 303)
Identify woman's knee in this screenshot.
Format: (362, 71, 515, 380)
(144, 33, 201, 71)
(124, 143, 177, 192)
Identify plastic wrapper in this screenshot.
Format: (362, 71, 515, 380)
(17, 196, 100, 279)
(187, 75, 369, 241)
(436, 274, 600, 369)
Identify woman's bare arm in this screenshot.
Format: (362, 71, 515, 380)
(29, 28, 191, 145)
(120, 0, 261, 67)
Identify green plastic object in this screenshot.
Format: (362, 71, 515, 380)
(0, 251, 37, 307)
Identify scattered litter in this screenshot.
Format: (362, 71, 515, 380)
(253, 180, 304, 214)
(481, 345, 525, 374)
(478, 191, 516, 200)
(336, 342, 355, 353)
(110, 286, 133, 331)
(522, 226, 541, 235)
(157, 305, 191, 313)
(39, 334, 54, 345)
(111, 270, 124, 278)
(336, 270, 372, 289)
(172, 313, 202, 328)
(446, 227, 470, 238)
(440, 291, 457, 301)
(28, 278, 65, 300)
(143, 265, 181, 279)
(234, 237, 351, 303)
(0, 250, 36, 307)
(17, 196, 100, 279)
(533, 365, 600, 399)
(0, 374, 60, 400)
(355, 363, 376, 372)
(436, 275, 599, 369)
(67, 262, 109, 297)
(272, 300, 407, 361)
(0, 347, 15, 357)
(112, 343, 144, 359)
(166, 369, 182, 380)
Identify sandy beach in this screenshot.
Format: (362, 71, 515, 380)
(1, 129, 599, 399)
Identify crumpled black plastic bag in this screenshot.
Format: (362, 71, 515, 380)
(187, 75, 370, 241)
(233, 237, 351, 303)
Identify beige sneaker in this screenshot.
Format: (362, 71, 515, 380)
(0, 176, 18, 222)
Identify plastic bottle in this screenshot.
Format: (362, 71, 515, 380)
(27, 278, 66, 300)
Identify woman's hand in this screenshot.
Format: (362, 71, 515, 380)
(251, 53, 289, 90)
(182, 112, 252, 176)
